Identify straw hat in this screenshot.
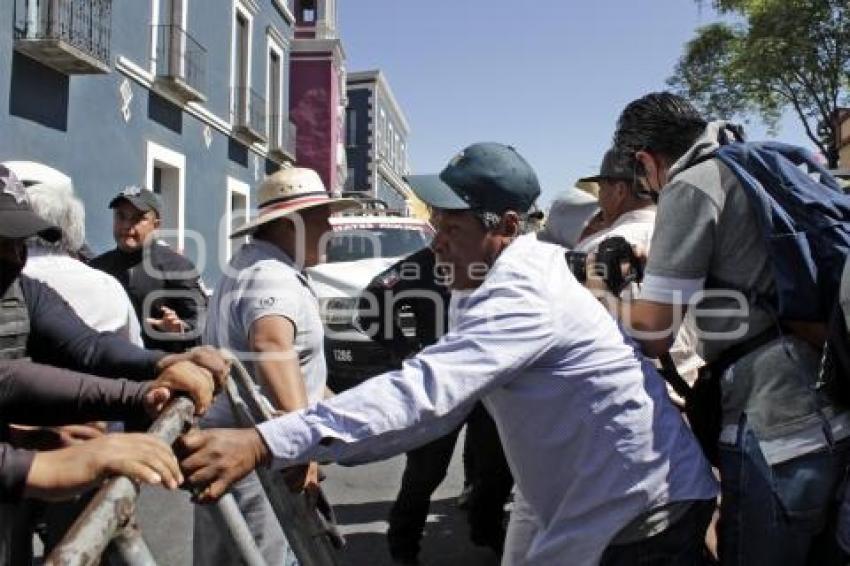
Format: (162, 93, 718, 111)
(231, 168, 360, 238)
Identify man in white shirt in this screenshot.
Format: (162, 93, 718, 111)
(572, 150, 704, 393)
(179, 143, 718, 566)
(194, 168, 359, 566)
(573, 149, 656, 254)
(3, 162, 142, 346)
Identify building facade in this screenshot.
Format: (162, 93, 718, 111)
(289, 0, 347, 194)
(1, 0, 298, 282)
(345, 70, 423, 216)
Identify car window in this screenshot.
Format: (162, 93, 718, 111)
(326, 227, 431, 262)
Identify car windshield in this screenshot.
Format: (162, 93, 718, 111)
(326, 226, 432, 262)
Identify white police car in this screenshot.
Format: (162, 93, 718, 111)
(307, 202, 433, 390)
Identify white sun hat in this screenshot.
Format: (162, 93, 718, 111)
(231, 167, 361, 238)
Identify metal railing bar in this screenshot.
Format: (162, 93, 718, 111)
(108, 522, 157, 566)
(223, 353, 342, 566)
(45, 397, 195, 566)
(14, 0, 112, 63)
(151, 23, 207, 94)
(212, 494, 268, 566)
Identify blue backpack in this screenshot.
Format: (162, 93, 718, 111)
(712, 141, 850, 322)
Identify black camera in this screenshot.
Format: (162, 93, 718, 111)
(565, 251, 588, 283)
(565, 236, 643, 296)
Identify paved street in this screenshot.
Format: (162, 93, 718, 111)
(134, 431, 500, 566)
(323, 432, 501, 566)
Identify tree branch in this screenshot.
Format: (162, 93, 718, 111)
(778, 77, 829, 155)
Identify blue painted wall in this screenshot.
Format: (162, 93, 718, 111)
(0, 0, 295, 284)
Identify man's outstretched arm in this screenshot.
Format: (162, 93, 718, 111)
(179, 277, 553, 502)
(18, 433, 182, 503)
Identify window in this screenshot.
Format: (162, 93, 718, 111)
(346, 109, 357, 147)
(300, 0, 316, 23)
(150, 0, 187, 74)
(326, 227, 431, 263)
(379, 108, 387, 156)
(231, 4, 252, 124)
(267, 36, 284, 149)
(145, 141, 186, 250)
(235, 13, 249, 88)
(388, 123, 396, 166)
(226, 178, 250, 258)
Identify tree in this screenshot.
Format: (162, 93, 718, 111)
(669, 0, 850, 167)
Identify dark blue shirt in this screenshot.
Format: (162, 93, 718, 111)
(20, 274, 165, 380)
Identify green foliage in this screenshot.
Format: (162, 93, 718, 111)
(670, 0, 850, 165)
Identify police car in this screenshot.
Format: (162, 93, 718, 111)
(307, 200, 433, 391)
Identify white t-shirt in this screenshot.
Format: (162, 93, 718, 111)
(23, 247, 143, 346)
(573, 207, 657, 254)
(202, 239, 327, 428)
(575, 206, 705, 386)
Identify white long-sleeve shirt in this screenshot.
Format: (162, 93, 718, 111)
(258, 234, 717, 565)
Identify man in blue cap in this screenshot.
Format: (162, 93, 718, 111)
(179, 142, 718, 565)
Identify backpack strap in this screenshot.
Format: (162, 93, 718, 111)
(707, 325, 784, 380)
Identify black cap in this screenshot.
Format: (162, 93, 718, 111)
(578, 149, 634, 184)
(0, 166, 61, 242)
(108, 186, 162, 217)
(406, 142, 541, 214)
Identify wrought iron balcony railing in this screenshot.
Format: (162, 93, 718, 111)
(13, 0, 112, 74)
(152, 24, 207, 102)
(233, 87, 267, 143)
(269, 115, 297, 161)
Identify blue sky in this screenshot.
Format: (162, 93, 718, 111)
(338, 0, 811, 208)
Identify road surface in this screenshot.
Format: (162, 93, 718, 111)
(133, 431, 501, 565)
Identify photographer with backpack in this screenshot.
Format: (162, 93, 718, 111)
(612, 92, 850, 565)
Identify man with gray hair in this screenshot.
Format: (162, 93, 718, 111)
(2, 162, 142, 346)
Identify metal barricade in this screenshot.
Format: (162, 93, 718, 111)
(43, 360, 344, 566)
(44, 396, 269, 566)
(220, 352, 343, 566)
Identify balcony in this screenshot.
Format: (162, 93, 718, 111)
(232, 87, 267, 143)
(268, 116, 297, 162)
(13, 0, 111, 74)
(152, 24, 207, 103)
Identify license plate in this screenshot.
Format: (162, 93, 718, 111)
(333, 348, 353, 363)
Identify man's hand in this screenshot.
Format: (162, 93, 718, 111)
(176, 428, 270, 504)
(53, 423, 108, 446)
(147, 306, 188, 334)
(157, 346, 230, 392)
(24, 433, 183, 502)
(149, 361, 215, 416)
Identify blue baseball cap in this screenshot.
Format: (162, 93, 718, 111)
(406, 142, 541, 214)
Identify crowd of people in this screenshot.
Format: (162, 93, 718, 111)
(1, 90, 849, 566)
